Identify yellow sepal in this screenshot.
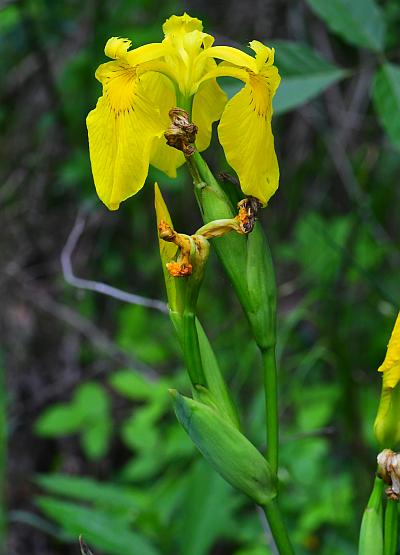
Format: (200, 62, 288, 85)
(87, 59, 165, 210)
(218, 71, 280, 205)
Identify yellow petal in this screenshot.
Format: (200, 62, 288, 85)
(87, 60, 164, 210)
(192, 76, 227, 152)
(374, 383, 400, 448)
(105, 37, 132, 59)
(249, 40, 275, 71)
(196, 64, 249, 93)
(162, 13, 214, 96)
(163, 13, 203, 35)
(154, 183, 178, 262)
(379, 312, 400, 388)
(154, 183, 184, 314)
(217, 70, 280, 205)
(125, 42, 168, 66)
(104, 36, 166, 66)
(139, 71, 185, 177)
(203, 46, 258, 73)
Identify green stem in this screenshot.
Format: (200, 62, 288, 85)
(182, 311, 207, 388)
(262, 348, 279, 476)
(263, 501, 295, 555)
(384, 499, 398, 555)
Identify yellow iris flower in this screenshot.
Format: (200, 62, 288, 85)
(87, 13, 280, 210)
(374, 312, 400, 448)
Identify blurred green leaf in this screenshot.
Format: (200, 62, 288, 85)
(35, 404, 83, 436)
(295, 385, 339, 431)
(272, 40, 347, 113)
(177, 460, 238, 555)
(235, 548, 273, 555)
(120, 453, 164, 482)
(109, 369, 164, 401)
(121, 408, 160, 452)
(305, 0, 386, 52)
(74, 382, 110, 420)
(116, 305, 174, 364)
(37, 497, 159, 555)
(284, 212, 352, 284)
(81, 419, 111, 461)
(74, 382, 112, 460)
(36, 474, 147, 512)
(373, 63, 400, 149)
(35, 382, 112, 460)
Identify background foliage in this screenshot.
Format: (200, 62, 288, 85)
(1, 0, 399, 554)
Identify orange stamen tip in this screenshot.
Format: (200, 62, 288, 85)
(166, 261, 193, 277)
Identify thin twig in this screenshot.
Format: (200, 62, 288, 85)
(61, 210, 168, 313)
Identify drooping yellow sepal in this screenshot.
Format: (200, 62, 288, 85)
(218, 72, 280, 205)
(87, 38, 167, 210)
(201, 41, 281, 206)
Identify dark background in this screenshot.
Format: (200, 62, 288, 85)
(1, 0, 399, 554)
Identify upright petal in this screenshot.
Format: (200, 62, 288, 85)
(163, 13, 203, 35)
(192, 76, 227, 152)
(87, 60, 164, 210)
(161, 14, 215, 96)
(218, 70, 280, 205)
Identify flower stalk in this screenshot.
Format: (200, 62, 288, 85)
(87, 12, 291, 554)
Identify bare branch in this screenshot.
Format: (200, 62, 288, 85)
(61, 211, 168, 314)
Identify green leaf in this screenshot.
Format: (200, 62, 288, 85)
(109, 369, 163, 401)
(305, 0, 386, 52)
(35, 404, 83, 436)
(177, 460, 238, 555)
(120, 453, 164, 482)
(373, 63, 400, 149)
(81, 419, 111, 461)
(74, 382, 110, 420)
(272, 41, 346, 114)
(74, 383, 112, 460)
(121, 408, 160, 452)
(36, 474, 147, 512)
(37, 497, 160, 555)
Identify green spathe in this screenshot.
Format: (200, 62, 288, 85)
(170, 390, 276, 506)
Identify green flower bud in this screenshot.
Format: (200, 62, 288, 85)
(170, 390, 276, 505)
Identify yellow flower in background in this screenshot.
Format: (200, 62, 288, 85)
(374, 312, 400, 448)
(87, 13, 280, 210)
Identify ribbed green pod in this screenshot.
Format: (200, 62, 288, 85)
(191, 153, 277, 351)
(171, 390, 276, 506)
